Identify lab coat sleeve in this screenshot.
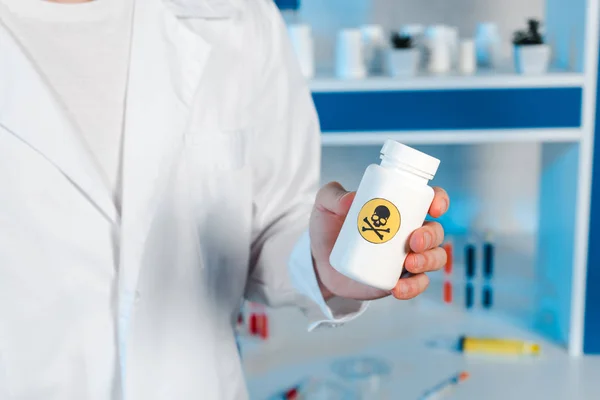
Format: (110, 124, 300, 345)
(244, 1, 368, 329)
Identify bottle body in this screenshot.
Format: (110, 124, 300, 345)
(329, 164, 435, 291)
(475, 23, 501, 68)
(287, 24, 315, 79)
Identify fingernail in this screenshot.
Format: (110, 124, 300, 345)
(340, 191, 351, 200)
(424, 232, 432, 248)
(442, 198, 449, 213)
(339, 191, 354, 206)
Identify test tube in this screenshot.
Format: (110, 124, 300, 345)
(465, 243, 476, 279)
(465, 282, 474, 309)
(444, 281, 453, 304)
(443, 241, 453, 274)
(483, 239, 494, 279)
(443, 240, 453, 304)
(259, 314, 269, 340)
(482, 284, 493, 309)
(249, 313, 258, 335)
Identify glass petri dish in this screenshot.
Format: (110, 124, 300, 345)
(300, 378, 359, 400)
(331, 357, 392, 400)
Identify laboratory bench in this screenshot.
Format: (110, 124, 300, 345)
(242, 296, 600, 399)
(242, 234, 600, 398)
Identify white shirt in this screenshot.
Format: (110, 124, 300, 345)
(0, 0, 133, 207)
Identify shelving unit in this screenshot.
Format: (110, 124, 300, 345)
(314, 70, 586, 146)
(320, 128, 582, 146)
(312, 83, 582, 136)
(311, 71, 585, 92)
(299, 0, 600, 356)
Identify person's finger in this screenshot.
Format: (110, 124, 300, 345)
(391, 273, 430, 300)
(409, 221, 444, 253)
(429, 187, 449, 218)
(404, 247, 447, 274)
(315, 182, 356, 216)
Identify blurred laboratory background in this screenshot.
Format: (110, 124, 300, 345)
(239, 0, 600, 399)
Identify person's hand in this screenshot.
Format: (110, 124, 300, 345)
(310, 182, 449, 301)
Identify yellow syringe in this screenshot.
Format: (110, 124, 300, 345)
(459, 336, 541, 356)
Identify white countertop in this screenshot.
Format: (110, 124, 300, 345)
(242, 296, 600, 400)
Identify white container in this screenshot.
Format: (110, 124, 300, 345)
(424, 25, 451, 74)
(335, 29, 366, 79)
(446, 26, 460, 68)
(459, 39, 477, 75)
(360, 24, 386, 75)
(475, 23, 502, 68)
(287, 24, 315, 79)
(400, 24, 426, 68)
(329, 140, 440, 291)
(514, 44, 551, 75)
(428, 40, 451, 74)
(385, 48, 419, 77)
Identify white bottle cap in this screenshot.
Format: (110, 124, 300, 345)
(381, 139, 440, 179)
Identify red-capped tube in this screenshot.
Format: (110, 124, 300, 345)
(285, 387, 298, 399)
(443, 242, 453, 274)
(259, 314, 269, 340)
(249, 314, 258, 335)
(444, 281, 453, 303)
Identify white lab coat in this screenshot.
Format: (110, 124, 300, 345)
(0, 1, 363, 398)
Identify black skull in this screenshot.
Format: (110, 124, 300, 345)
(371, 205, 390, 227)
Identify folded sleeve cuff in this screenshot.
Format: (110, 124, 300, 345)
(288, 231, 369, 331)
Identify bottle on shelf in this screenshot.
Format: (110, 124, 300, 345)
(459, 39, 477, 75)
(360, 24, 386, 75)
(287, 24, 315, 79)
(276, 0, 314, 79)
(335, 29, 367, 80)
(425, 25, 452, 74)
(475, 22, 502, 69)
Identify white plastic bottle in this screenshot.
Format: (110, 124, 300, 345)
(335, 29, 367, 80)
(288, 24, 315, 79)
(329, 140, 441, 291)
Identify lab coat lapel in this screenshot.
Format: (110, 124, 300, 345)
(119, 0, 213, 295)
(0, 23, 118, 223)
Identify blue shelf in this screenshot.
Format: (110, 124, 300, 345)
(313, 88, 582, 132)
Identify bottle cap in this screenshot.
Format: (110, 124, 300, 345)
(381, 140, 440, 179)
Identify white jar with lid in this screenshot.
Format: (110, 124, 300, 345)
(329, 140, 440, 291)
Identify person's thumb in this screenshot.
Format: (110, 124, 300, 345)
(315, 182, 356, 217)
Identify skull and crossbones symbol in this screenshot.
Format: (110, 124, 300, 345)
(362, 205, 391, 240)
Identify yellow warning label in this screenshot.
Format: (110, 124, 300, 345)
(357, 198, 401, 244)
